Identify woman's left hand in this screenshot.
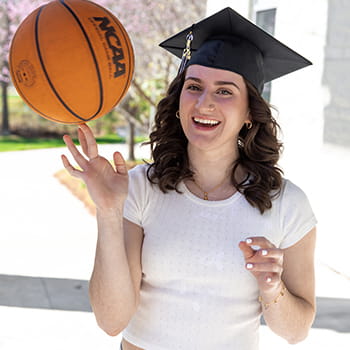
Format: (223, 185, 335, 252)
(239, 236, 284, 295)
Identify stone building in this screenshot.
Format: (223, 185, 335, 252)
(322, 0, 350, 146)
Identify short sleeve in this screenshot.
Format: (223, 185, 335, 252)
(123, 164, 150, 226)
(278, 180, 317, 249)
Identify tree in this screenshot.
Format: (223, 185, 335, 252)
(0, 0, 42, 135)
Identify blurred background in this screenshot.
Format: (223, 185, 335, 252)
(0, 0, 349, 349)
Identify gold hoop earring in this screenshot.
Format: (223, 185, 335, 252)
(176, 111, 180, 119)
(245, 121, 252, 130)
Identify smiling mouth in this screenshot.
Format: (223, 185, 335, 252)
(192, 117, 221, 128)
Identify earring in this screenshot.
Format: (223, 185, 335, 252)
(176, 111, 180, 119)
(245, 121, 252, 130)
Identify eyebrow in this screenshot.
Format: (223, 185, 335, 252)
(185, 76, 241, 91)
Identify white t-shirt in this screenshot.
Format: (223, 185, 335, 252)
(122, 164, 317, 350)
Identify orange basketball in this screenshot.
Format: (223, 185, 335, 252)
(9, 0, 134, 124)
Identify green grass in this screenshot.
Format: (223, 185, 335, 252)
(0, 134, 148, 152)
(0, 135, 65, 151)
(1, 95, 149, 151)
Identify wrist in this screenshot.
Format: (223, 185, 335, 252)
(260, 280, 283, 296)
(96, 205, 124, 218)
(259, 281, 286, 310)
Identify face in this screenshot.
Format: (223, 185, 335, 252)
(179, 65, 250, 153)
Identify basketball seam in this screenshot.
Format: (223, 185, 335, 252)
(34, 6, 89, 122)
(8, 7, 65, 123)
(88, 1, 134, 110)
(60, 0, 104, 121)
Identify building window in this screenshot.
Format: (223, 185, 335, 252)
(255, 8, 276, 102)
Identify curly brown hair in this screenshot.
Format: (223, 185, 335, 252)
(145, 70, 283, 214)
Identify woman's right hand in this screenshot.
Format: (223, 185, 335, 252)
(61, 123, 129, 211)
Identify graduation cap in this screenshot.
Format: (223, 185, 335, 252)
(159, 7, 312, 94)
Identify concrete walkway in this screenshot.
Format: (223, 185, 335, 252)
(0, 142, 349, 349)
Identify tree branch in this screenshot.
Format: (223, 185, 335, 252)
(132, 79, 157, 107)
(117, 106, 149, 134)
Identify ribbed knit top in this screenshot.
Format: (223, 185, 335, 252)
(122, 164, 317, 350)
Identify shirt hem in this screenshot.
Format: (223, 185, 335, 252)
(123, 214, 142, 227)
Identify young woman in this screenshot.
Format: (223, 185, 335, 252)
(62, 8, 317, 350)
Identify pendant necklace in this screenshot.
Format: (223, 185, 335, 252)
(192, 177, 228, 200)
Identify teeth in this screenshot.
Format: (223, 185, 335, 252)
(193, 117, 219, 126)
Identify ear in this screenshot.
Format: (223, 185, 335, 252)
(245, 109, 251, 122)
(244, 110, 251, 125)
(244, 110, 253, 130)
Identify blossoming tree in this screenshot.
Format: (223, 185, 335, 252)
(0, 0, 204, 143)
(0, 0, 43, 135)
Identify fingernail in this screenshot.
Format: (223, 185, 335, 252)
(261, 250, 268, 256)
(246, 263, 253, 269)
(266, 277, 272, 283)
(246, 238, 253, 244)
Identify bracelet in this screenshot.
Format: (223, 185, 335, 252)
(258, 283, 287, 310)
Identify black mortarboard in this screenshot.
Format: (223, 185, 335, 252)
(159, 7, 312, 94)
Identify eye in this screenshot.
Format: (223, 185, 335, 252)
(217, 88, 232, 96)
(186, 84, 202, 91)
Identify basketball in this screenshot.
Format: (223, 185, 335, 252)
(9, 0, 134, 124)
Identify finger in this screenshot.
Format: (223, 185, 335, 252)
(258, 248, 284, 260)
(78, 127, 89, 157)
(245, 236, 276, 249)
(238, 241, 256, 260)
(79, 124, 98, 159)
(113, 151, 128, 175)
(63, 135, 89, 169)
(61, 154, 83, 179)
(246, 261, 283, 274)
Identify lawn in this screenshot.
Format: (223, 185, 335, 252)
(1, 94, 148, 151)
(0, 135, 66, 151)
(0, 134, 146, 152)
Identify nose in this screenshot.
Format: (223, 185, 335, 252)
(195, 91, 215, 113)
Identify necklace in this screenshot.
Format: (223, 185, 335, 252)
(192, 176, 229, 200)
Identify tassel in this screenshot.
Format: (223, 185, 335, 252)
(178, 31, 194, 75)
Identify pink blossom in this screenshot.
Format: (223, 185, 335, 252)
(0, 0, 43, 81)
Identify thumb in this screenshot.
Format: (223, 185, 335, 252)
(113, 151, 127, 175)
(238, 241, 255, 260)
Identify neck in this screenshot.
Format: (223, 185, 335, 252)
(188, 145, 240, 182)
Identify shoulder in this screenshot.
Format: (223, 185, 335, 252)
(276, 178, 317, 248)
(128, 163, 151, 185)
(128, 163, 150, 177)
(124, 164, 154, 225)
(273, 178, 316, 225)
(127, 163, 157, 198)
(278, 178, 310, 205)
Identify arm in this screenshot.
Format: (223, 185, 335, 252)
(239, 227, 316, 344)
(62, 124, 143, 335)
(89, 215, 143, 336)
